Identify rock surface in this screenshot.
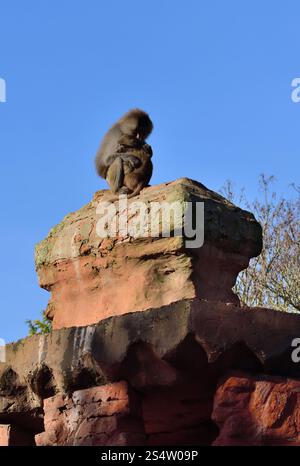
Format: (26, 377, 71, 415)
(0, 424, 34, 446)
(35, 381, 145, 446)
(1, 299, 300, 445)
(213, 373, 300, 446)
(2, 178, 299, 446)
(35, 178, 262, 329)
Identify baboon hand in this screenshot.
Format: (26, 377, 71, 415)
(120, 153, 142, 170)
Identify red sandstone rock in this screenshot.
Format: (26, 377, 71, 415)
(35, 381, 145, 446)
(2, 298, 300, 434)
(36, 379, 219, 446)
(35, 178, 261, 329)
(0, 424, 34, 446)
(212, 373, 300, 446)
(4, 179, 300, 447)
(142, 381, 218, 445)
(143, 383, 213, 435)
(146, 424, 217, 446)
(0, 425, 10, 446)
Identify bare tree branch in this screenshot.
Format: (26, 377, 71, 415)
(220, 175, 300, 313)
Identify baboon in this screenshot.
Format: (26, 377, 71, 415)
(95, 109, 153, 197)
(107, 135, 153, 198)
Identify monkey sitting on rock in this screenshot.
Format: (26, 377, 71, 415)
(95, 109, 153, 198)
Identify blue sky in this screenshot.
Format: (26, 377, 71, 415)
(0, 1, 299, 342)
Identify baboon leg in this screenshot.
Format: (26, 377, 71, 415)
(106, 158, 124, 193)
(127, 182, 145, 198)
(106, 153, 141, 171)
(118, 186, 132, 194)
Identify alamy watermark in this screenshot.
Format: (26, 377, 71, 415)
(291, 78, 300, 103)
(0, 338, 6, 362)
(0, 78, 6, 103)
(96, 195, 204, 248)
(291, 338, 300, 363)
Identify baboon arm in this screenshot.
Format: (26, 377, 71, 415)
(106, 157, 124, 193)
(121, 153, 142, 169)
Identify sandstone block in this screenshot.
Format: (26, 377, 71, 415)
(212, 373, 300, 446)
(35, 381, 144, 446)
(35, 178, 262, 329)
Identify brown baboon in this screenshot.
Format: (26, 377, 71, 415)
(95, 109, 153, 196)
